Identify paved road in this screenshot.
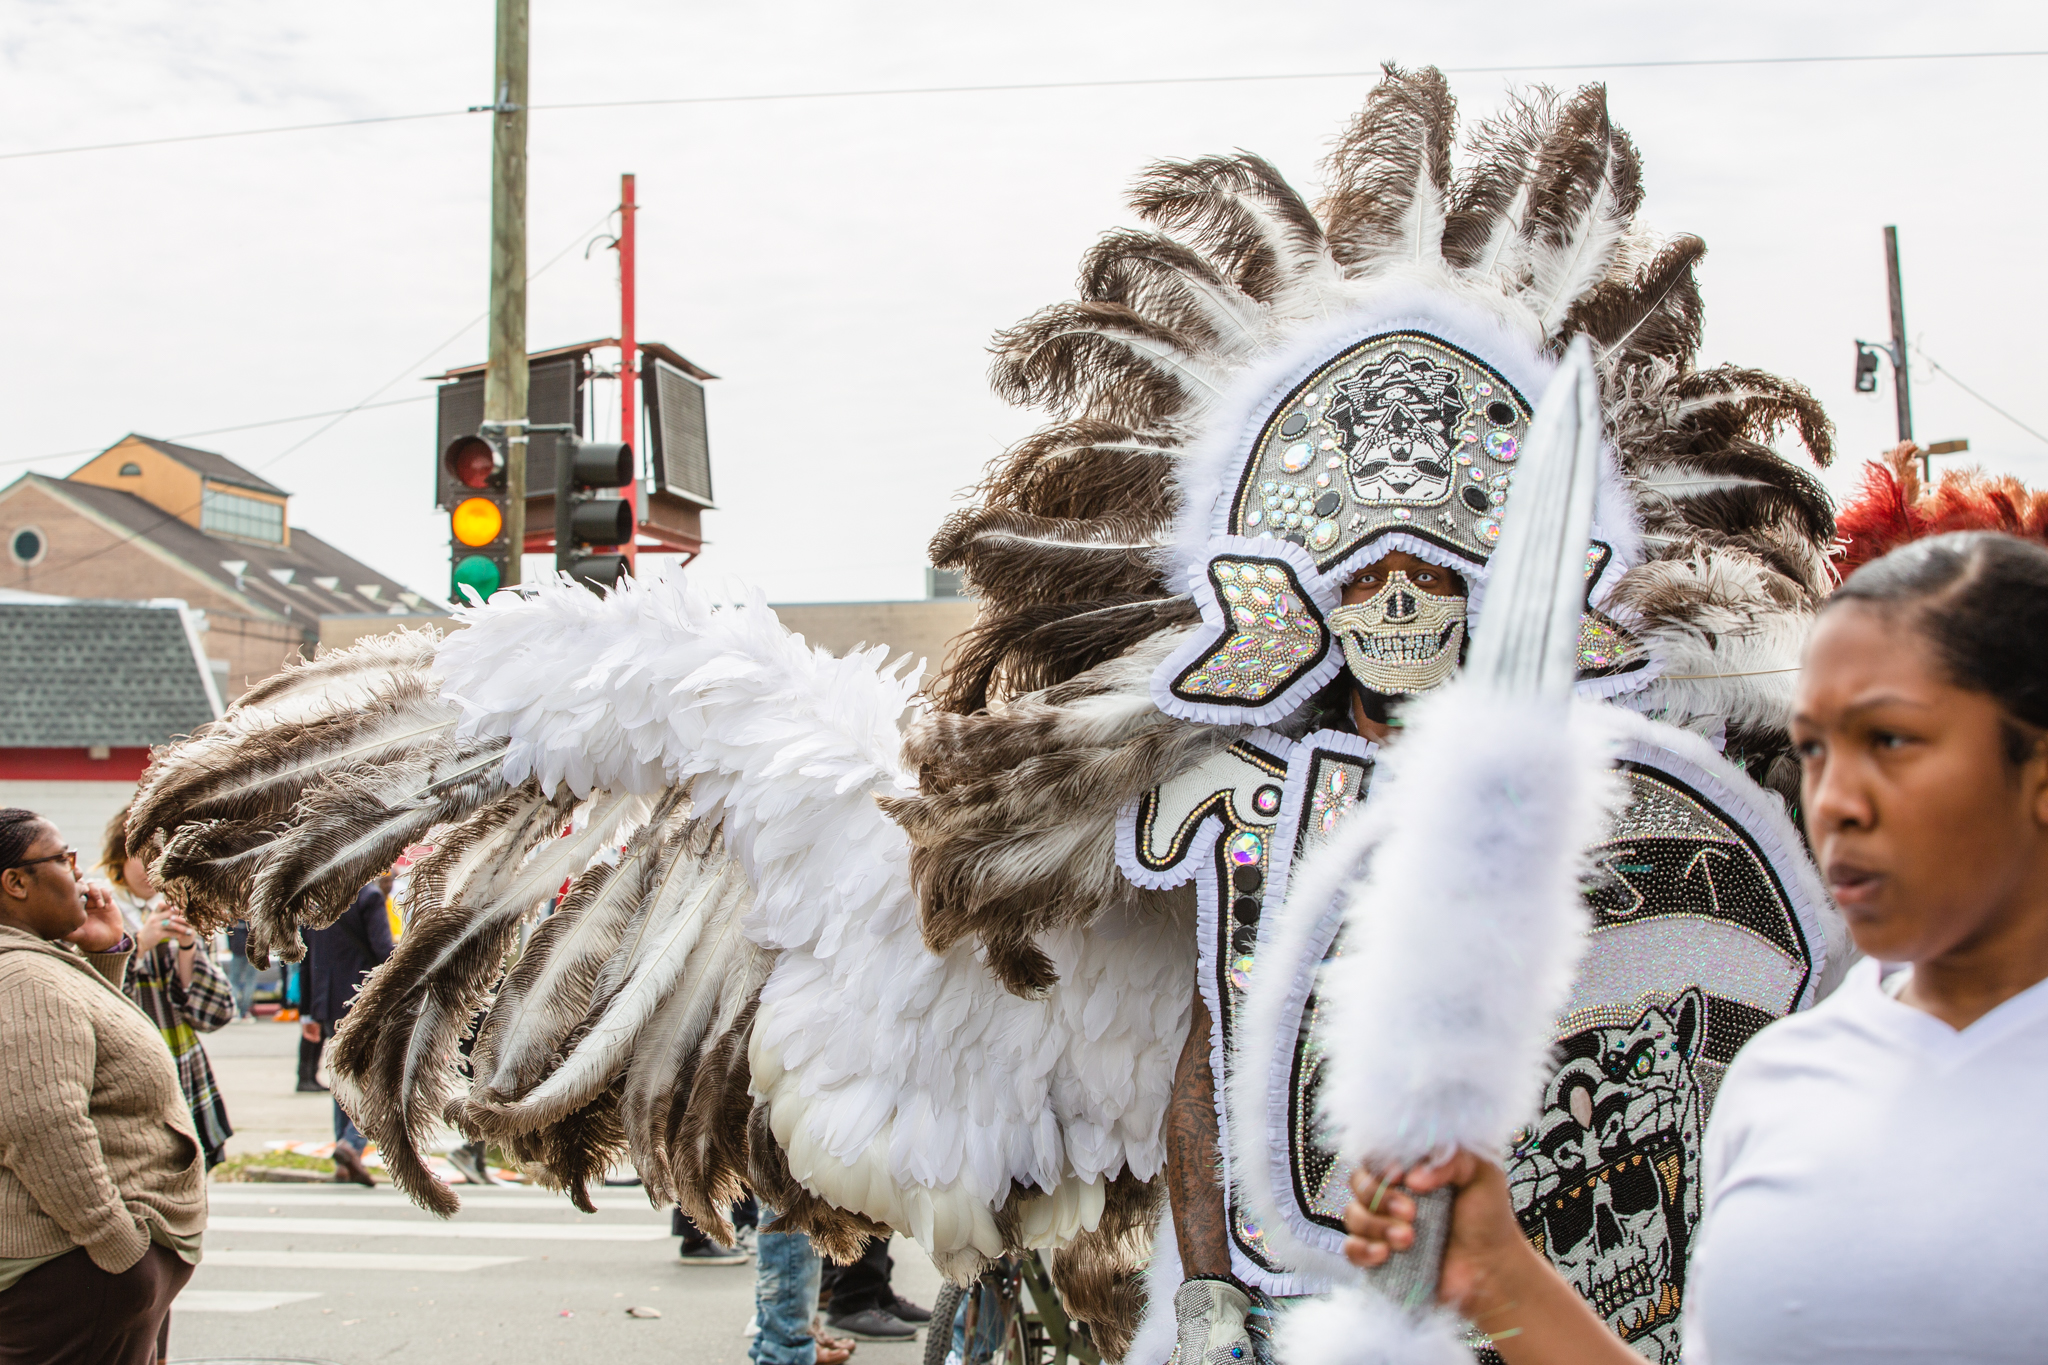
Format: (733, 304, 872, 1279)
(175, 1016, 944, 1364)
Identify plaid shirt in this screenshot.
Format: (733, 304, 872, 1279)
(124, 941, 236, 1165)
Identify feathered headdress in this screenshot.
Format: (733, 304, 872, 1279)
(1836, 441, 2048, 576)
(905, 65, 1837, 978)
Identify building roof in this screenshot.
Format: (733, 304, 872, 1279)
(120, 434, 290, 497)
(29, 475, 429, 620)
(0, 599, 221, 746)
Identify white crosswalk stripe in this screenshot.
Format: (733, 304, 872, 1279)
(177, 1181, 676, 1318)
(202, 1250, 526, 1272)
(207, 1188, 656, 1211)
(207, 1215, 669, 1242)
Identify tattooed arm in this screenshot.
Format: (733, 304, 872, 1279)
(1164, 989, 1232, 1278)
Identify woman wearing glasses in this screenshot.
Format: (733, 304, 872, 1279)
(0, 808, 207, 1365)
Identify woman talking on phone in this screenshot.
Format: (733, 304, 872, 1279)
(1343, 530, 2048, 1363)
(0, 808, 207, 1365)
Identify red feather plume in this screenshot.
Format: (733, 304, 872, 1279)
(1835, 443, 2048, 580)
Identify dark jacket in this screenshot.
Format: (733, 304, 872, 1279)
(305, 884, 395, 1027)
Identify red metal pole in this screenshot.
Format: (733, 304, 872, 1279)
(619, 173, 638, 572)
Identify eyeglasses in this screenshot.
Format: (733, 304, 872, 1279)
(5, 848, 78, 875)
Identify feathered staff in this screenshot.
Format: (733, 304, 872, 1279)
(1276, 340, 1630, 1363)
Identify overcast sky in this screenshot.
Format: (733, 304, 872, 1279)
(5, 1, 2046, 608)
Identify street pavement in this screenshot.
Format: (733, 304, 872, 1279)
(174, 1019, 944, 1365)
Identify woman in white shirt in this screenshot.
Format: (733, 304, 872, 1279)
(1340, 529, 2048, 1363)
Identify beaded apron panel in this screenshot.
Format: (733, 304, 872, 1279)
(1240, 736, 1824, 1361)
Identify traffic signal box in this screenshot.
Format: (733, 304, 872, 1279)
(442, 428, 514, 602)
(554, 433, 633, 589)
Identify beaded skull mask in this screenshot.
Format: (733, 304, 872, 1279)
(1150, 299, 1649, 729)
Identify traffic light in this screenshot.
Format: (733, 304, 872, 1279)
(443, 428, 513, 602)
(554, 434, 634, 590)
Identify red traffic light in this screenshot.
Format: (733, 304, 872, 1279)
(445, 434, 502, 490)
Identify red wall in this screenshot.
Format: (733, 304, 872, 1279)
(0, 748, 152, 781)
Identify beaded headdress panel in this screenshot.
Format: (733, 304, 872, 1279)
(930, 66, 1838, 742)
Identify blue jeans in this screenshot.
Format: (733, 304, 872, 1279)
(751, 1207, 821, 1365)
(225, 953, 258, 1017)
(333, 1099, 366, 1156)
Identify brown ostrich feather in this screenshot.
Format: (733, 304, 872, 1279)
(1045, 1172, 1163, 1360)
(889, 651, 1232, 995)
(982, 439, 1179, 524)
(926, 596, 1199, 716)
(152, 816, 279, 931)
(1127, 153, 1329, 304)
(1667, 365, 1836, 467)
(662, 995, 763, 1242)
(244, 734, 511, 964)
(326, 785, 607, 1216)
(1440, 87, 1557, 274)
(505, 1074, 628, 1216)
(1521, 85, 1643, 309)
(1565, 233, 1706, 366)
(127, 675, 459, 860)
(1078, 228, 1260, 352)
(930, 508, 1171, 610)
(989, 300, 1210, 425)
(227, 627, 440, 713)
(1319, 64, 1458, 272)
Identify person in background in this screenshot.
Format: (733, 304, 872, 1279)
(304, 872, 396, 1187)
(1341, 531, 2048, 1365)
(99, 810, 236, 1168)
(0, 808, 207, 1365)
(821, 1234, 930, 1342)
(675, 1197, 755, 1265)
(223, 919, 258, 1020)
(751, 1204, 851, 1365)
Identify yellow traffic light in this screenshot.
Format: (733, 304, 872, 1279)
(452, 496, 504, 547)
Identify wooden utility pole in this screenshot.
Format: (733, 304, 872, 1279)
(484, 0, 529, 584)
(1882, 225, 1919, 479)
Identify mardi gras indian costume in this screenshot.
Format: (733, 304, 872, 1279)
(128, 67, 1844, 1364)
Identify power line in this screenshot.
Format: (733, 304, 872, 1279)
(532, 48, 2048, 113)
(4, 49, 2045, 162)
(18, 210, 615, 582)
(1913, 343, 2048, 450)
(0, 396, 434, 471)
(0, 109, 471, 163)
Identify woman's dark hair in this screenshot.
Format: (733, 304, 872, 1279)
(100, 804, 134, 884)
(1831, 531, 2048, 763)
(0, 808, 48, 871)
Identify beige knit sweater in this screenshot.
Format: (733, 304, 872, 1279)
(0, 924, 207, 1271)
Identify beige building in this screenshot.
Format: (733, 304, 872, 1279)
(1, 436, 445, 699)
(769, 598, 979, 684)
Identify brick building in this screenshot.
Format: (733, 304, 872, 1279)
(0, 435, 443, 699)
(0, 589, 222, 844)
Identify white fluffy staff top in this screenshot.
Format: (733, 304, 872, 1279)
(1279, 339, 1633, 1364)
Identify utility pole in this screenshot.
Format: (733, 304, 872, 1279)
(617, 173, 639, 574)
(1882, 225, 1920, 480)
(484, 0, 529, 585)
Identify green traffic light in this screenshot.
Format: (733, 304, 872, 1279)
(452, 554, 502, 602)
